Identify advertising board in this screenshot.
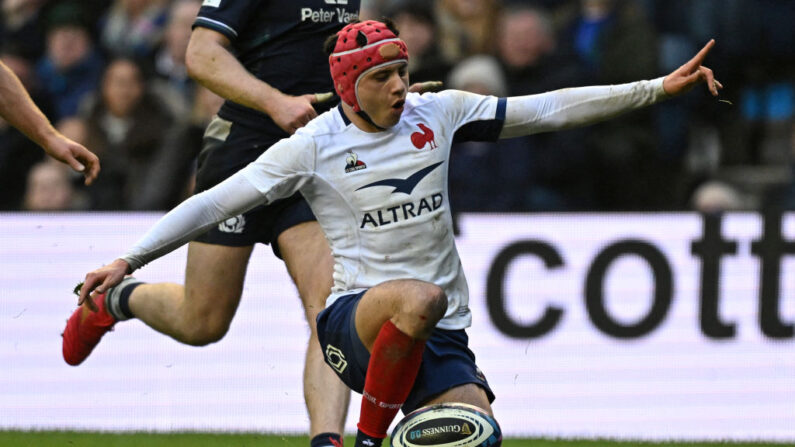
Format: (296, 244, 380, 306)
(1, 213, 792, 440)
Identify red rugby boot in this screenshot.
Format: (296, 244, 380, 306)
(62, 292, 116, 366)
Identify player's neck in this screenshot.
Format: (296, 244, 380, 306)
(341, 102, 387, 133)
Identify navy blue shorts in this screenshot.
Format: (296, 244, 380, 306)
(316, 291, 495, 414)
(192, 116, 315, 258)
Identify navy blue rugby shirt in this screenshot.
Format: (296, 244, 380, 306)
(194, 0, 360, 135)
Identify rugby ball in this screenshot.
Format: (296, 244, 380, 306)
(390, 403, 502, 447)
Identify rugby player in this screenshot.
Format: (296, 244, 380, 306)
(74, 19, 721, 447)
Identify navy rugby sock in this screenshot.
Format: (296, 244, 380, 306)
(310, 432, 343, 447)
(354, 430, 382, 447)
(106, 280, 142, 321)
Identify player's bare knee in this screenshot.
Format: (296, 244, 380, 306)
(180, 316, 230, 346)
(424, 284, 448, 322)
(401, 283, 447, 329)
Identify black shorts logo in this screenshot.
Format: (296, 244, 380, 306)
(218, 215, 245, 234)
(325, 344, 348, 373)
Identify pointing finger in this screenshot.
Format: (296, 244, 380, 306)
(684, 39, 715, 71)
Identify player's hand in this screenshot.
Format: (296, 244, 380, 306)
(78, 259, 130, 311)
(409, 81, 443, 93)
(663, 39, 723, 97)
(268, 92, 319, 135)
(43, 133, 100, 185)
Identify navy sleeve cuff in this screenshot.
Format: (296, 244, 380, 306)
(452, 97, 507, 143)
(193, 16, 239, 40)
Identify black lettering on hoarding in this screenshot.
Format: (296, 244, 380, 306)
(486, 241, 564, 338)
(691, 214, 738, 338)
(750, 211, 795, 338)
(585, 240, 672, 339)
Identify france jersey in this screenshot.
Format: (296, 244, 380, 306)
(120, 78, 668, 329)
(240, 91, 507, 330)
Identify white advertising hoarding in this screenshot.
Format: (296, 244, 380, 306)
(0, 212, 793, 440)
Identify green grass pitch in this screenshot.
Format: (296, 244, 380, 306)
(0, 432, 792, 447)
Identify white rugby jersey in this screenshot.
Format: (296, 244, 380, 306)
(121, 79, 667, 330)
(240, 90, 506, 329)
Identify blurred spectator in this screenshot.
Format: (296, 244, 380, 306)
(561, 0, 666, 210)
(649, 0, 794, 208)
(731, 0, 795, 166)
(448, 55, 506, 97)
(435, 0, 500, 65)
(388, 0, 450, 84)
(493, 5, 593, 210)
(23, 160, 76, 211)
(153, 0, 200, 105)
(100, 0, 169, 59)
(35, 1, 104, 121)
(358, 0, 380, 21)
(567, 0, 657, 83)
(496, 5, 585, 95)
(0, 0, 788, 213)
(0, 0, 47, 61)
(690, 180, 755, 213)
(81, 57, 190, 210)
(763, 123, 795, 211)
(641, 0, 704, 194)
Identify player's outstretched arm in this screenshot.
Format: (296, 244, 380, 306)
(662, 39, 722, 97)
(499, 40, 722, 139)
(0, 61, 100, 184)
(76, 171, 267, 309)
(186, 27, 319, 135)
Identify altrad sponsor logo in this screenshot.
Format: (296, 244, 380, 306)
(357, 161, 445, 228)
(359, 193, 442, 228)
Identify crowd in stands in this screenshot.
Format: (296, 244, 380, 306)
(1, 0, 793, 213)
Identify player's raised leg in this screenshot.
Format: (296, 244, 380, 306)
(279, 221, 350, 444)
(62, 241, 251, 366)
(125, 241, 252, 345)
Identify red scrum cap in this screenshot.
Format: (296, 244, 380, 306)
(329, 20, 409, 112)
